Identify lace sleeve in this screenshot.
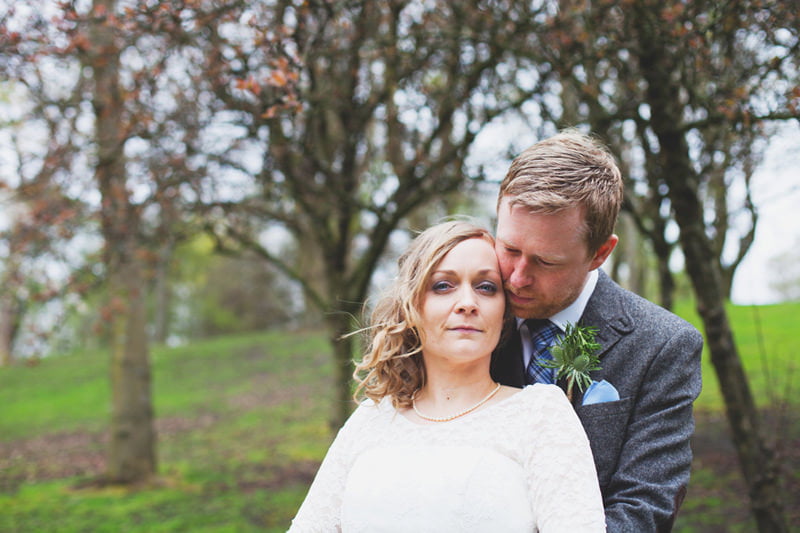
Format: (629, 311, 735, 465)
(287, 403, 372, 532)
(525, 386, 606, 532)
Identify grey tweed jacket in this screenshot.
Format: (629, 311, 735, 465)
(491, 270, 703, 533)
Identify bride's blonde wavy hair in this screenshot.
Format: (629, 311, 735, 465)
(353, 220, 507, 409)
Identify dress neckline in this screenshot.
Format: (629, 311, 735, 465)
(392, 384, 546, 428)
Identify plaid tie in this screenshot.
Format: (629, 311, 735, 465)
(525, 319, 560, 385)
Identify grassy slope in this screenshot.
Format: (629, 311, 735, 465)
(1, 301, 798, 531)
(1, 331, 335, 532)
(674, 300, 799, 412)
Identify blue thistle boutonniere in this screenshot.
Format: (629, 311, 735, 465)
(537, 322, 602, 401)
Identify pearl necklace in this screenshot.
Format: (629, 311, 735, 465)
(412, 382, 502, 422)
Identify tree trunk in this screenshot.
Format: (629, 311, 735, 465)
(652, 235, 675, 311)
(326, 311, 357, 429)
(663, 162, 787, 532)
(632, 3, 788, 529)
(89, 0, 157, 484)
(0, 257, 23, 366)
(107, 258, 158, 483)
(0, 294, 16, 366)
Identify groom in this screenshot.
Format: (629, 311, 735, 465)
(490, 129, 703, 532)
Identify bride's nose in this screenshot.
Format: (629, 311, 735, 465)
(455, 287, 478, 314)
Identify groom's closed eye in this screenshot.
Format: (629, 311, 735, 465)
(502, 246, 521, 256)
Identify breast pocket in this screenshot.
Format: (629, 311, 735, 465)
(575, 397, 632, 487)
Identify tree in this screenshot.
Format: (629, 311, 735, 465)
(0, 182, 87, 365)
(523, 0, 799, 529)
(1, 0, 298, 483)
(76, 0, 159, 483)
(198, 0, 552, 427)
(535, 0, 779, 309)
(0, 17, 92, 365)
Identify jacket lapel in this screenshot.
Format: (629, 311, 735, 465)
(565, 270, 633, 405)
(580, 270, 633, 360)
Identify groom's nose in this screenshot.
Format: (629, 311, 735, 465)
(505, 257, 534, 289)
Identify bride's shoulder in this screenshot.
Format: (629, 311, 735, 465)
(350, 396, 399, 421)
(493, 384, 523, 402)
(502, 386, 576, 434)
(486, 384, 552, 411)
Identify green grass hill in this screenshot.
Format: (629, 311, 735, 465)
(1, 301, 798, 531)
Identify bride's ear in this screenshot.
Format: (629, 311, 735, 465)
(589, 234, 618, 270)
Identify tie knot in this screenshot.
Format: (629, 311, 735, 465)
(524, 318, 553, 333)
(525, 319, 560, 347)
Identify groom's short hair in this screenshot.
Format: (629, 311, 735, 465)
(497, 129, 623, 255)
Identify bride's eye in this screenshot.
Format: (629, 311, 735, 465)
(476, 281, 498, 295)
(432, 280, 454, 293)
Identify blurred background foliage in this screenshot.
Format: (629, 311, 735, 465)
(1, 0, 799, 530)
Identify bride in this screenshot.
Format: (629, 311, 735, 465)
(289, 220, 605, 532)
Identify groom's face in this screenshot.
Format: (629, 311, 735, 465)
(495, 197, 608, 319)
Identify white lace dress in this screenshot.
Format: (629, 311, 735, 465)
(288, 384, 605, 532)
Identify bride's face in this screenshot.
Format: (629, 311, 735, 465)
(418, 237, 506, 366)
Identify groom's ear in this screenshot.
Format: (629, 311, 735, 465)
(589, 234, 618, 270)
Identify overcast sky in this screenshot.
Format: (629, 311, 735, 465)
(730, 122, 800, 305)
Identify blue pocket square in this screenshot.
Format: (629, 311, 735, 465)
(582, 380, 619, 406)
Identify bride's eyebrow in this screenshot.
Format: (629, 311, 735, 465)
(432, 268, 500, 277)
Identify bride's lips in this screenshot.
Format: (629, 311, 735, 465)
(449, 326, 482, 333)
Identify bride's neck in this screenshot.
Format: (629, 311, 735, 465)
(419, 374, 496, 405)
